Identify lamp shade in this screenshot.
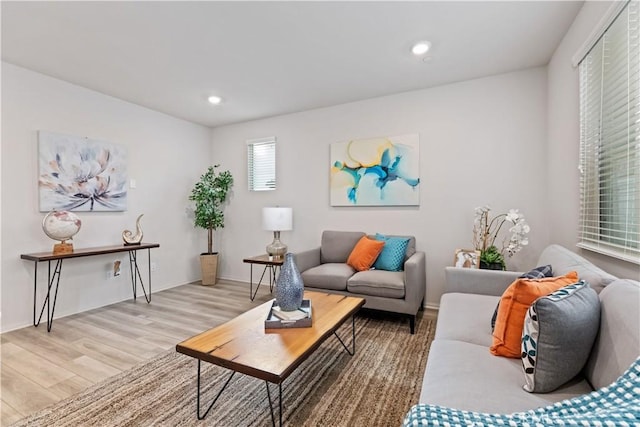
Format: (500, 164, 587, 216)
(262, 207, 293, 231)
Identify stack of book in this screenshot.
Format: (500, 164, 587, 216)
(265, 300, 312, 329)
(271, 306, 308, 321)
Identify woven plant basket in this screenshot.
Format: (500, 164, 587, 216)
(200, 253, 218, 286)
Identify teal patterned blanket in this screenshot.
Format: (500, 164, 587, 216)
(404, 358, 640, 426)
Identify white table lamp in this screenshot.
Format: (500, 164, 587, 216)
(262, 207, 293, 257)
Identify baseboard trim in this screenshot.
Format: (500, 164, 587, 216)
(424, 302, 439, 311)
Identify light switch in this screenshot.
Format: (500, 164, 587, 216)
(130, 179, 137, 189)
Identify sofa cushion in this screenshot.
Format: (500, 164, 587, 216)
(419, 339, 594, 412)
(346, 236, 384, 271)
(347, 270, 405, 298)
(585, 279, 640, 390)
(490, 271, 579, 358)
(537, 245, 617, 293)
(301, 263, 355, 291)
(412, 357, 640, 426)
(521, 280, 600, 393)
(320, 230, 365, 264)
(373, 234, 410, 271)
(436, 293, 498, 347)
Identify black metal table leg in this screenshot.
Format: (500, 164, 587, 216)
(196, 362, 283, 425)
(279, 382, 282, 427)
(33, 259, 63, 332)
(265, 381, 283, 427)
(249, 264, 254, 300)
(333, 315, 356, 356)
(250, 264, 269, 301)
(129, 251, 136, 300)
(268, 265, 279, 292)
(196, 359, 236, 420)
(32, 261, 38, 327)
(129, 249, 151, 303)
(148, 248, 151, 299)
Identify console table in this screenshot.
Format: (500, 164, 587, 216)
(20, 242, 160, 332)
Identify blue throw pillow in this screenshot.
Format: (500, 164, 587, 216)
(373, 233, 410, 272)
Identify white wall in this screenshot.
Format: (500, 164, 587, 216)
(211, 68, 550, 307)
(547, 2, 639, 280)
(4, 1, 635, 332)
(1, 62, 212, 332)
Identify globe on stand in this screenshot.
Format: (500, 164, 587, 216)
(42, 210, 82, 255)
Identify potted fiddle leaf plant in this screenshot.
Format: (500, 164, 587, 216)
(189, 165, 233, 285)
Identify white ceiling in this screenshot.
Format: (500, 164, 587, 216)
(2, 1, 583, 128)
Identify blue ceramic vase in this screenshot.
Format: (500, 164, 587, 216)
(275, 253, 304, 311)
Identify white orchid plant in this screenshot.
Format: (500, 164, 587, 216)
(472, 206, 530, 269)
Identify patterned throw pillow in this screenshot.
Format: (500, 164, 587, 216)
(521, 280, 600, 393)
(491, 265, 553, 332)
(373, 233, 410, 272)
(346, 236, 385, 271)
(520, 265, 553, 279)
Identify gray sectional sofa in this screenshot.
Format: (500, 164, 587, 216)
(294, 230, 426, 333)
(419, 244, 640, 412)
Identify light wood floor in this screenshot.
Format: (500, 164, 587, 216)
(0, 280, 436, 426)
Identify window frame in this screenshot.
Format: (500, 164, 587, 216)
(247, 136, 276, 192)
(576, 0, 640, 264)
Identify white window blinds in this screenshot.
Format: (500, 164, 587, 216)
(578, 0, 640, 264)
(247, 137, 276, 191)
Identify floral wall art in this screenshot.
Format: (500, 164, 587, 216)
(330, 134, 420, 206)
(38, 131, 128, 212)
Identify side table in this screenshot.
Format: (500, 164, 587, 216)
(242, 254, 284, 301)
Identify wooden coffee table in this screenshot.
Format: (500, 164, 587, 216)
(176, 291, 365, 426)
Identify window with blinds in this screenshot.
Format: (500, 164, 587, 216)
(247, 137, 276, 191)
(578, 0, 640, 264)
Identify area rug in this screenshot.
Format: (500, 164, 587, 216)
(12, 315, 435, 427)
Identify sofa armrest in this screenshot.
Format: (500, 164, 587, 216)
(293, 247, 321, 273)
(404, 251, 426, 308)
(444, 267, 522, 296)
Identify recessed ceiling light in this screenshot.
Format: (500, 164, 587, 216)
(208, 95, 222, 105)
(411, 41, 431, 56)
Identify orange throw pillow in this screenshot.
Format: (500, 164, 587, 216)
(347, 236, 385, 271)
(490, 271, 579, 358)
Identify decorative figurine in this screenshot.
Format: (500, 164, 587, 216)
(122, 214, 144, 245)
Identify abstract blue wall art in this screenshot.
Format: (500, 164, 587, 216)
(38, 131, 128, 212)
(330, 134, 420, 206)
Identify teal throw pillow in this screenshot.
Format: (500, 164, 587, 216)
(373, 234, 410, 272)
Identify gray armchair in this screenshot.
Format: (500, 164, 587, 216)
(294, 230, 427, 333)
